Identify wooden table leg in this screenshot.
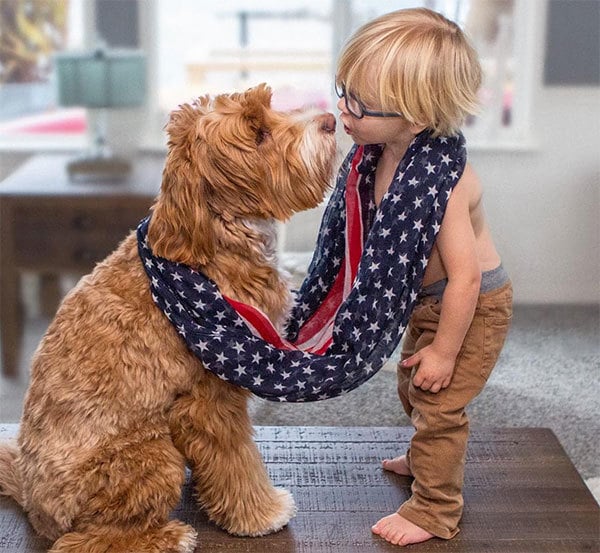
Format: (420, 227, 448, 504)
(39, 273, 62, 318)
(0, 199, 23, 377)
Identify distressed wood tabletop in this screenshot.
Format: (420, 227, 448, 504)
(0, 425, 598, 552)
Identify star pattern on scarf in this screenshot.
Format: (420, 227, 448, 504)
(138, 130, 466, 402)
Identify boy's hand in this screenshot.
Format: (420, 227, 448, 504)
(401, 345, 455, 393)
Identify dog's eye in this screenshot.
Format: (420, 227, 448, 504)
(256, 128, 270, 145)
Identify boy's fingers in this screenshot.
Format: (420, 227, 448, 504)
(401, 353, 420, 367)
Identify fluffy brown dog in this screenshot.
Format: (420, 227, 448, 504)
(0, 84, 336, 553)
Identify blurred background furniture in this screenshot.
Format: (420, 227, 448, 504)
(55, 47, 147, 180)
(0, 154, 162, 377)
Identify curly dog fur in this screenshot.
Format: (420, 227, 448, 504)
(0, 84, 336, 553)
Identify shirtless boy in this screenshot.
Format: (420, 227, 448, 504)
(334, 8, 513, 546)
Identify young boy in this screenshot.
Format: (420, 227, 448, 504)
(333, 8, 513, 546)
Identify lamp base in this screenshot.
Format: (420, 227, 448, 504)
(67, 155, 132, 182)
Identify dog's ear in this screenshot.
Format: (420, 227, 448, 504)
(238, 84, 272, 133)
(148, 102, 216, 266)
(247, 83, 272, 109)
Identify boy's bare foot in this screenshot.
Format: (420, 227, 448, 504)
(381, 455, 412, 476)
(372, 513, 434, 546)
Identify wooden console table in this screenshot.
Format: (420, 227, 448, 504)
(0, 426, 597, 552)
(0, 154, 164, 376)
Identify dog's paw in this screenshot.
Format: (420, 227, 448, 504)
(50, 521, 197, 553)
(262, 487, 297, 534)
(236, 487, 296, 537)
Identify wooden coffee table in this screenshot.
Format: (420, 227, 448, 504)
(0, 425, 597, 552)
(0, 154, 164, 376)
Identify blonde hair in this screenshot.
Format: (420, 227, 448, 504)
(336, 8, 482, 137)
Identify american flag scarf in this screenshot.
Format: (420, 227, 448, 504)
(138, 130, 466, 402)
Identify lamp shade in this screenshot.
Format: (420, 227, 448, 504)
(55, 49, 146, 108)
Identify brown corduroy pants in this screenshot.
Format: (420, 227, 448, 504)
(396, 280, 513, 539)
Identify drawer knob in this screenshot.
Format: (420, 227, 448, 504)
(72, 215, 94, 230)
(73, 249, 96, 263)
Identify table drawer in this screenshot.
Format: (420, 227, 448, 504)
(13, 202, 151, 270)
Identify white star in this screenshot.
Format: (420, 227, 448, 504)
(232, 342, 245, 354)
(234, 365, 246, 376)
(215, 311, 227, 321)
(195, 340, 208, 352)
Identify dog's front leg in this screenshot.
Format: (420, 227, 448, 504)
(169, 374, 295, 536)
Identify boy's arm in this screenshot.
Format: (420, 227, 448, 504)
(402, 165, 482, 393)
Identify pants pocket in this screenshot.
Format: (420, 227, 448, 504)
(481, 315, 511, 379)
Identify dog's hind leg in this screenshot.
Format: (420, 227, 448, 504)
(49, 520, 197, 553)
(169, 376, 296, 537)
(46, 430, 197, 553)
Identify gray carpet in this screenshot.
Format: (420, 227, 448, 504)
(250, 304, 600, 481)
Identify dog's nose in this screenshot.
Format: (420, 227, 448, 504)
(317, 113, 336, 134)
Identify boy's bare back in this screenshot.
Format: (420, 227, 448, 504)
(423, 163, 501, 286)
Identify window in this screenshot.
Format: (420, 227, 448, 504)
(142, 0, 536, 149)
(0, 0, 539, 150)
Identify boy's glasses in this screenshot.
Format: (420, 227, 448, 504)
(335, 82, 403, 119)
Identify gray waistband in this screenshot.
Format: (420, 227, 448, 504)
(419, 264, 509, 298)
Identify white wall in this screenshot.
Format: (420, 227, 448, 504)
(470, 86, 599, 304)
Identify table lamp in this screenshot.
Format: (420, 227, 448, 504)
(55, 48, 147, 181)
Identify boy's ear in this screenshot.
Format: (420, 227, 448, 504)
(409, 122, 428, 135)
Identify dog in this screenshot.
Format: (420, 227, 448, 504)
(0, 84, 337, 553)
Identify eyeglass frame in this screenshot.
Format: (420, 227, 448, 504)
(335, 82, 403, 119)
